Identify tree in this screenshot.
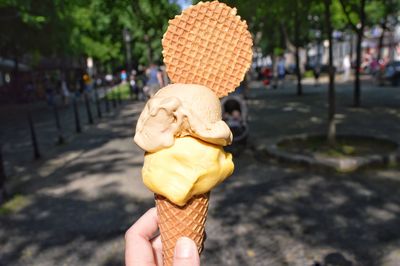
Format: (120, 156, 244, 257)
(324, 0, 336, 145)
(130, 0, 180, 65)
(338, 0, 367, 107)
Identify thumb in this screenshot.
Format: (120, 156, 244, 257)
(173, 237, 200, 266)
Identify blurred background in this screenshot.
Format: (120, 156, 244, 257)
(1, 0, 400, 265)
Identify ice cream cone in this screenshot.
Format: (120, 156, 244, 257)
(155, 193, 210, 266)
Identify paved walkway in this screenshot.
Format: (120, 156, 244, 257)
(0, 86, 122, 178)
(1, 78, 400, 265)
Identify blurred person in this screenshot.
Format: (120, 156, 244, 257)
(144, 63, 164, 99)
(276, 56, 286, 89)
(45, 78, 55, 106)
(129, 70, 139, 99)
(159, 64, 170, 87)
(369, 57, 380, 76)
(24, 80, 35, 103)
(343, 55, 351, 82)
(261, 66, 273, 88)
(313, 63, 321, 87)
(121, 70, 128, 82)
(83, 73, 94, 101)
(61, 79, 70, 106)
(125, 208, 200, 266)
(105, 74, 113, 85)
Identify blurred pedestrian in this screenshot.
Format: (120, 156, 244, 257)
(343, 55, 351, 82)
(24, 81, 35, 103)
(45, 78, 55, 106)
(313, 64, 321, 87)
(83, 73, 94, 101)
(129, 70, 139, 99)
(276, 56, 286, 89)
(144, 63, 164, 99)
(61, 80, 70, 106)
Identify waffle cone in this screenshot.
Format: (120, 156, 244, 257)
(155, 193, 210, 266)
(162, 1, 253, 98)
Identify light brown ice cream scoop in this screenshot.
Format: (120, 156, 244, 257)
(134, 83, 232, 152)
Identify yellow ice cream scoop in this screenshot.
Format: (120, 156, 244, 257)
(142, 136, 234, 206)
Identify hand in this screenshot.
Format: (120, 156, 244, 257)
(125, 207, 200, 266)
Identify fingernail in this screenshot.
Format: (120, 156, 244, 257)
(174, 237, 196, 258)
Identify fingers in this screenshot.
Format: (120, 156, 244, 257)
(173, 237, 200, 266)
(151, 235, 163, 265)
(125, 208, 159, 266)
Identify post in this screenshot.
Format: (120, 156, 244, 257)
(325, 0, 336, 146)
(112, 89, 117, 108)
(123, 28, 132, 75)
(0, 142, 7, 203)
(94, 85, 102, 118)
(129, 83, 134, 100)
(73, 97, 82, 133)
(84, 93, 94, 124)
(104, 87, 110, 113)
(53, 104, 65, 145)
(27, 109, 40, 159)
(294, 0, 303, 96)
(117, 86, 122, 104)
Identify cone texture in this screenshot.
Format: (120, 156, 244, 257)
(162, 1, 253, 98)
(155, 193, 210, 266)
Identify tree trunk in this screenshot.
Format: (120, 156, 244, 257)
(12, 48, 20, 102)
(353, 0, 366, 107)
(354, 32, 362, 107)
(325, 0, 336, 146)
(349, 33, 354, 62)
(377, 18, 387, 62)
(294, 2, 303, 96)
(0, 142, 7, 203)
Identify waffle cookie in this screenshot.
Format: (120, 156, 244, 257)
(162, 1, 253, 97)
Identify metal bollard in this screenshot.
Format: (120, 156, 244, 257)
(0, 142, 7, 203)
(112, 89, 117, 108)
(84, 93, 94, 124)
(104, 88, 110, 113)
(27, 109, 41, 159)
(94, 87, 102, 118)
(117, 87, 122, 104)
(129, 84, 133, 100)
(73, 98, 82, 133)
(53, 104, 65, 145)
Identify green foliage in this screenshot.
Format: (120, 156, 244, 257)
(105, 83, 131, 100)
(1, 0, 398, 72)
(0, 0, 180, 70)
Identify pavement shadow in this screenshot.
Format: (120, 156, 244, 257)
(209, 164, 400, 265)
(0, 190, 152, 265)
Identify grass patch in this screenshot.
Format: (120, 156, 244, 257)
(278, 135, 398, 158)
(0, 194, 30, 215)
(304, 70, 314, 78)
(105, 83, 132, 100)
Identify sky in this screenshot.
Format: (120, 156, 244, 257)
(175, 0, 192, 10)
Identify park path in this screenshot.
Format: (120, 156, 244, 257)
(1, 78, 400, 266)
(0, 87, 118, 178)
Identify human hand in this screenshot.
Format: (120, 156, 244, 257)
(125, 207, 200, 266)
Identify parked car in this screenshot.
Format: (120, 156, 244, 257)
(377, 61, 400, 86)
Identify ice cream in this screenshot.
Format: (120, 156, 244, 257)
(134, 83, 232, 153)
(142, 136, 233, 206)
(135, 83, 234, 206)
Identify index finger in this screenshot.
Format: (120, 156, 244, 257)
(125, 208, 159, 266)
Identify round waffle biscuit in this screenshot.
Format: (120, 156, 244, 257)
(162, 1, 253, 98)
